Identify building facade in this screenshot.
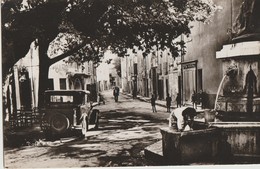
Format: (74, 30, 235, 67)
(182, 0, 246, 108)
(49, 59, 98, 101)
(121, 0, 251, 108)
(96, 61, 110, 92)
(96, 51, 123, 91)
(121, 48, 181, 104)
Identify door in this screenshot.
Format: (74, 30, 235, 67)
(158, 79, 164, 100)
(183, 68, 196, 103)
(166, 79, 169, 96)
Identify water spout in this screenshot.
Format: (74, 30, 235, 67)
(214, 63, 238, 110)
(214, 75, 227, 110)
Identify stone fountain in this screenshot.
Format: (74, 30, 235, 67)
(213, 0, 260, 161)
(215, 0, 260, 117)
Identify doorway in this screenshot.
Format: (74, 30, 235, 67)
(182, 61, 198, 104)
(183, 68, 196, 103)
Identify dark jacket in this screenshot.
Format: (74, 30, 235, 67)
(151, 97, 156, 106)
(166, 96, 172, 106)
(113, 87, 119, 96)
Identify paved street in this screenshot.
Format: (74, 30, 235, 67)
(4, 90, 170, 168)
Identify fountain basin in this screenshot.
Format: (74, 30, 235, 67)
(210, 122, 260, 158)
(216, 111, 260, 121)
(216, 97, 260, 113)
(160, 121, 260, 164)
(160, 123, 222, 164)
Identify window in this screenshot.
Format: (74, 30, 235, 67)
(134, 63, 138, 75)
(60, 78, 66, 90)
(50, 95, 73, 103)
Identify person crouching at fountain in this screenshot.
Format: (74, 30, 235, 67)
(169, 107, 197, 131)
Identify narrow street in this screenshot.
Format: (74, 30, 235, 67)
(4, 90, 170, 168)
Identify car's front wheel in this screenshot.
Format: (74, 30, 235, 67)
(81, 117, 88, 137)
(50, 113, 70, 133)
(90, 109, 100, 128)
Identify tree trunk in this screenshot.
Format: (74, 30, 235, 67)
(37, 38, 87, 108)
(38, 40, 51, 108)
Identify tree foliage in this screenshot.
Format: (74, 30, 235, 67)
(2, 0, 67, 76)
(2, 0, 219, 75)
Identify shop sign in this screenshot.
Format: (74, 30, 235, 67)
(182, 62, 196, 69)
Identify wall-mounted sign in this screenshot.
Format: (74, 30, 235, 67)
(182, 61, 197, 69)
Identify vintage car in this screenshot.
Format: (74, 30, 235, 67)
(40, 90, 99, 139)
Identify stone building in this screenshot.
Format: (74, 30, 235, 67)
(96, 51, 122, 91)
(49, 59, 98, 101)
(121, 48, 181, 103)
(121, 0, 260, 109)
(96, 61, 111, 92)
(182, 0, 260, 108)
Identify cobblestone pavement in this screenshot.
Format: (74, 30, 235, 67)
(4, 90, 171, 168)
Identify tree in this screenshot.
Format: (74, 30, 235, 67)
(2, 0, 68, 107)
(2, 0, 219, 107)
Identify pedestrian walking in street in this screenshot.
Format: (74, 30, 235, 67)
(176, 93, 181, 108)
(169, 107, 197, 131)
(151, 94, 157, 113)
(191, 90, 197, 109)
(113, 86, 120, 102)
(166, 93, 172, 113)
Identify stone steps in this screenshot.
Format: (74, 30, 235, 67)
(144, 140, 166, 165)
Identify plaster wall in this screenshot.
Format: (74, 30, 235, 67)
(184, 0, 244, 107)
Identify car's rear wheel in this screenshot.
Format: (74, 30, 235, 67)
(50, 113, 70, 133)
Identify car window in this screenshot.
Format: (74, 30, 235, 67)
(50, 95, 74, 103)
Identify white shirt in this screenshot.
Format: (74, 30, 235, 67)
(169, 107, 189, 130)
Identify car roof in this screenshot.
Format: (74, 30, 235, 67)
(45, 90, 90, 95)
